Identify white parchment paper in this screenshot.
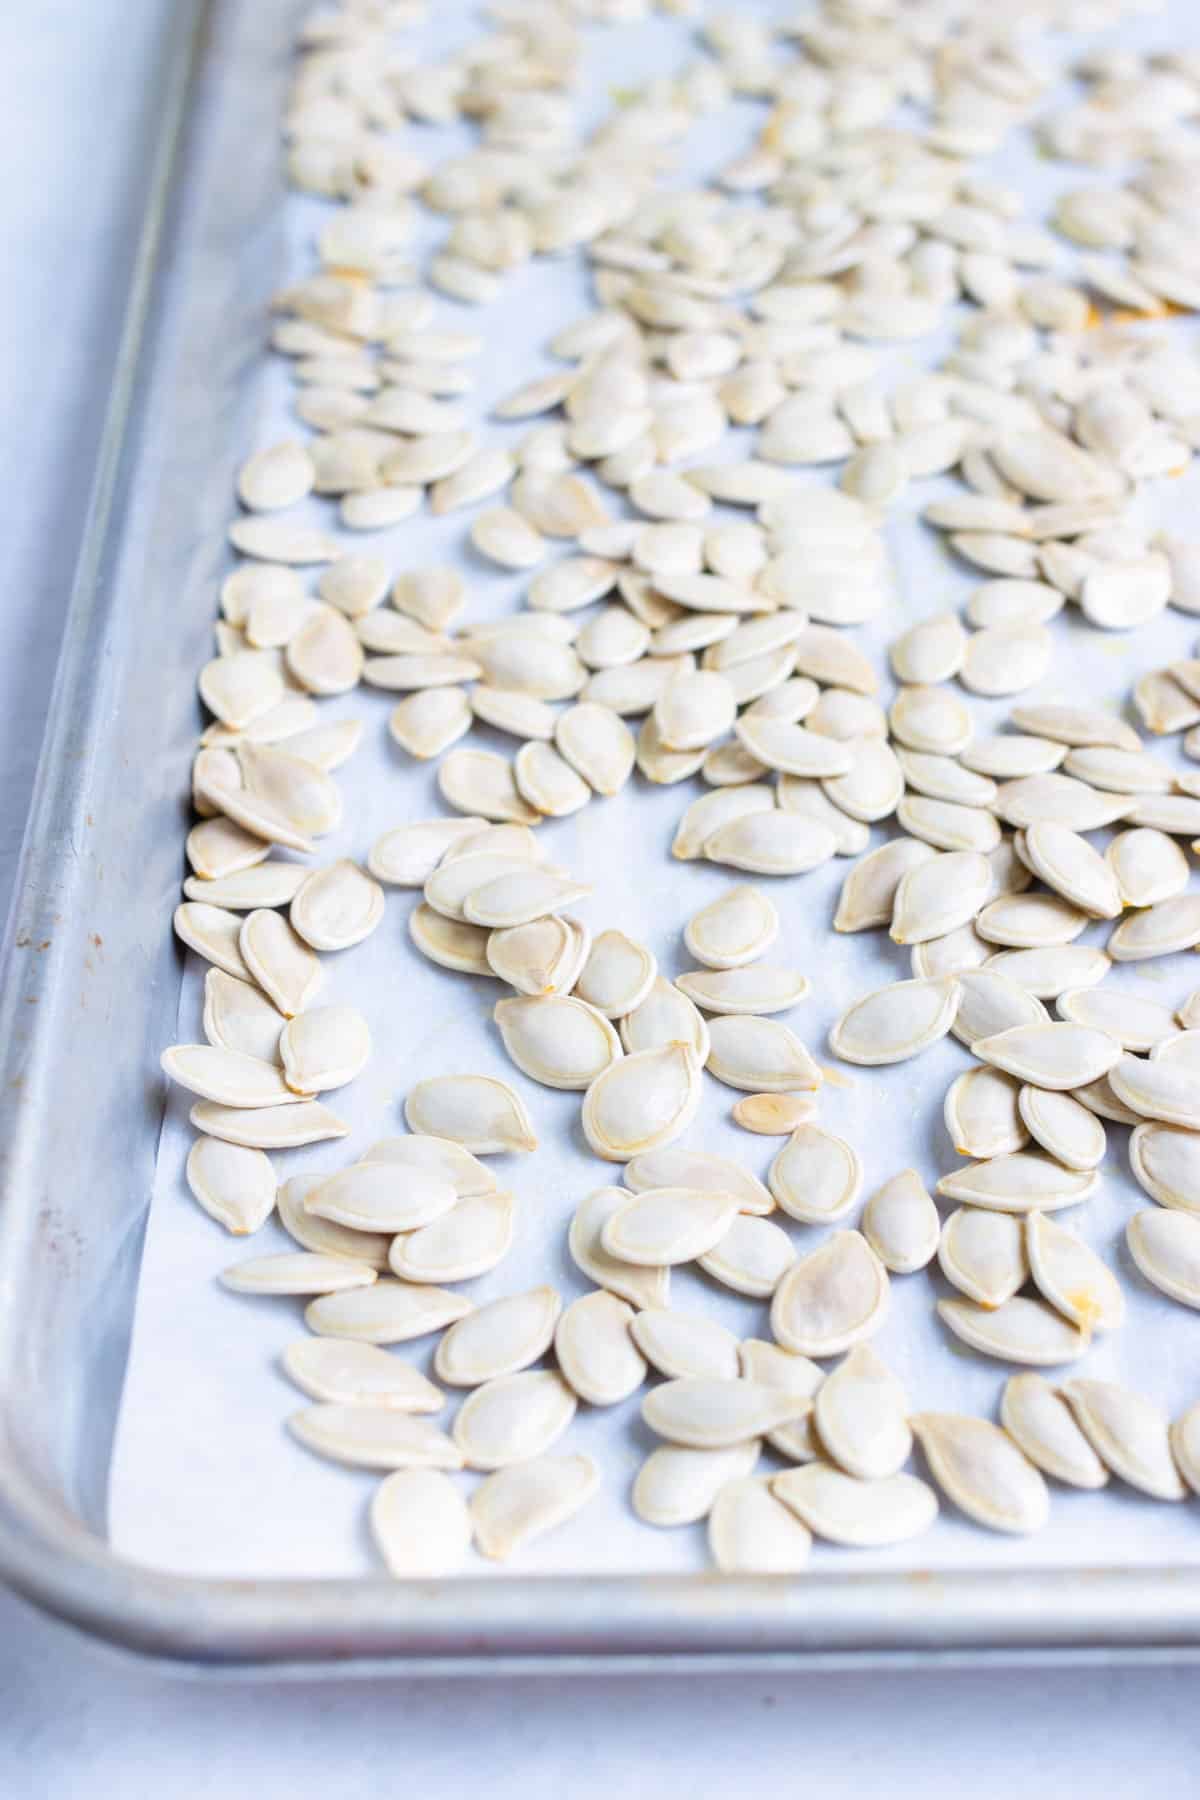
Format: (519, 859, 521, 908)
(110, 0, 1200, 1581)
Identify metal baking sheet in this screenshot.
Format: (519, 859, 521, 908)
(3, 0, 1200, 1671)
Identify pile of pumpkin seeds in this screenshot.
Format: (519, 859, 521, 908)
(165, 0, 1200, 1577)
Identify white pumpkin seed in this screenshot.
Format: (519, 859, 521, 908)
(305, 1280, 472, 1344)
(708, 1477, 813, 1573)
(939, 1207, 1028, 1309)
(633, 1440, 761, 1528)
(861, 1169, 939, 1274)
(897, 794, 1000, 854)
(601, 1187, 740, 1267)
(1172, 1403, 1200, 1499)
(1108, 895, 1200, 961)
(642, 1378, 814, 1450)
(365, 1135, 497, 1201)
(404, 1075, 536, 1154)
(494, 995, 621, 1091)
(890, 611, 967, 684)
(675, 966, 809, 1017)
(220, 1251, 375, 1297)
(1056, 987, 1176, 1052)
(439, 749, 541, 826)
(1110, 1052, 1200, 1129)
(162, 1043, 298, 1109)
(1106, 828, 1189, 908)
(992, 774, 1133, 832)
(945, 1066, 1027, 1158)
(1127, 1209, 1200, 1311)
(240, 909, 323, 1016)
(1130, 1123, 1200, 1215)
(305, 1164, 457, 1234)
(289, 1406, 461, 1472)
(435, 1286, 561, 1386)
(568, 1187, 670, 1311)
(953, 970, 1049, 1047)
(815, 1346, 911, 1481)
(409, 904, 492, 976)
(936, 1152, 1096, 1213)
(630, 1308, 740, 1382)
(910, 1412, 1048, 1534)
(625, 1148, 772, 1218)
(185, 1136, 275, 1235)
(890, 852, 991, 944)
(175, 902, 255, 981)
(471, 1453, 599, 1560)
(582, 1043, 702, 1161)
(735, 715, 856, 779)
(389, 1190, 515, 1285)
(1021, 823, 1121, 919)
(973, 1023, 1121, 1091)
(487, 913, 589, 997)
(1060, 1378, 1185, 1500)
(290, 861, 384, 951)
(371, 1469, 471, 1577)
(767, 1125, 861, 1224)
(284, 1341, 443, 1413)
(889, 685, 973, 756)
(697, 1213, 795, 1299)
(1000, 1374, 1108, 1489)
(834, 839, 937, 932)
(454, 1371, 577, 1470)
(554, 1290, 646, 1407)
(684, 884, 778, 968)
(1018, 1085, 1106, 1172)
(830, 976, 961, 1065)
(1024, 1210, 1123, 1331)
(772, 1463, 938, 1547)
(770, 1231, 889, 1358)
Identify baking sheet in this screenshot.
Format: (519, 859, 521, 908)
(109, 0, 1200, 1585)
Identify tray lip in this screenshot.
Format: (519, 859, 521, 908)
(2, 0, 1200, 1674)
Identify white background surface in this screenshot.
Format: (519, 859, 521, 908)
(1, 0, 1200, 1792)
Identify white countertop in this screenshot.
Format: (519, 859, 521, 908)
(1, 1, 1199, 1790)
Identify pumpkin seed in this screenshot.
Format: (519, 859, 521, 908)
(684, 884, 778, 968)
(1056, 987, 1176, 1053)
(1024, 1210, 1123, 1331)
(366, 1135, 497, 1201)
(861, 1169, 939, 1274)
(770, 1231, 889, 1358)
(1106, 828, 1189, 908)
(705, 811, 837, 876)
(290, 861, 384, 951)
(554, 1290, 646, 1407)
(289, 1405, 461, 1472)
(1111, 1051, 1200, 1127)
(708, 1477, 813, 1573)
(494, 995, 621, 1091)
(1060, 1378, 1185, 1501)
(435, 1287, 561, 1387)
(633, 1441, 761, 1528)
(937, 1150, 1096, 1213)
(1129, 1123, 1200, 1215)
(283, 1340, 443, 1414)
(471, 1453, 600, 1560)
(486, 913, 587, 996)
(175, 901, 255, 981)
(1000, 1373, 1108, 1489)
(370, 1469, 471, 1577)
(1171, 1402, 1200, 1498)
(952, 970, 1049, 1047)
(972, 1023, 1122, 1090)
(1127, 1209, 1200, 1311)
(834, 838, 937, 932)
(162, 1043, 299, 1110)
(772, 1463, 938, 1547)
(767, 1125, 861, 1224)
(911, 1412, 1049, 1533)
(573, 930, 657, 1018)
(830, 976, 961, 1065)
(404, 1075, 536, 1153)
(814, 1346, 911, 1481)
(731, 1093, 820, 1136)
(439, 749, 541, 825)
(568, 1187, 669, 1311)
(220, 1250, 375, 1297)
(191, 1097, 347, 1150)
(675, 966, 809, 1017)
(939, 1207, 1028, 1308)
(890, 610, 967, 684)
(960, 734, 1065, 778)
(889, 685, 973, 756)
(697, 1213, 795, 1299)
(185, 1136, 275, 1235)
(945, 1066, 1027, 1158)
(630, 1308, 741, 1382)
(1108, 894, 1200, 961)
(409, 904, 492, 976)
(890, 852, 991, 944)
(897, 793, 1000, 854)
(583, 1043, 703, 1161)
(992, 774, 1133, 831)
(304, 1279, 472, 1344)
(625, 1148, 772, 1218)
(642, 1378, 814, 1450)
(389, 1190, 515, 1285)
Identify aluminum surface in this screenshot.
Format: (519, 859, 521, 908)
(0, 0, 1199, 1671)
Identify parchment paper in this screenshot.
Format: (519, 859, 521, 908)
(110, 0, 1200, 1580)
